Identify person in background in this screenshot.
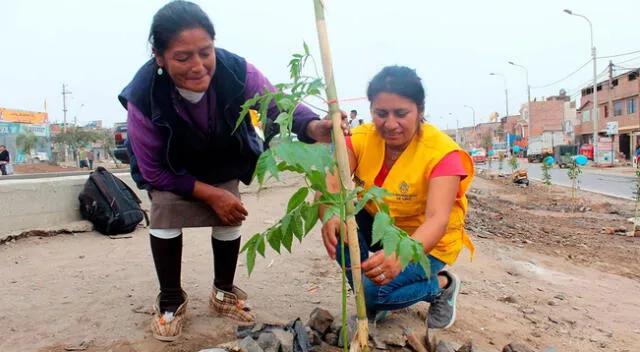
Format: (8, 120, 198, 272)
(349, 109, 360, 128)
(87, 150, 95, 170)
(319, 66, 474, 328)
(118, 0, 347, 342)
(0, 145, 10, 175)
(78, 147, 88, 169)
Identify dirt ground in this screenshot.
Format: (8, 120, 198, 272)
(10, 163, 82, 174)
(8, 161, 129, 174)
(1, 175, 639, 352)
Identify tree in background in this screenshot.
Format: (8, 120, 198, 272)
(53, 128, 100, 163)
(16, 132, 43, 163)
(541, 156, 553, 191)
(481, 133, 493, 151)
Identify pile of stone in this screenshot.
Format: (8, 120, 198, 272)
(200, 307, 545, 352)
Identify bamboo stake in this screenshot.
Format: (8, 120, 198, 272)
(312, 1, 369, 351)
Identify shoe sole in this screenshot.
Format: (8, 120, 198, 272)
(441, 274, 461, 329)
(152, 331, 180, 342)
(207, 305, 255, 325)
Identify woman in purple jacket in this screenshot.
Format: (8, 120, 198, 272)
(119, 1, 341, 341)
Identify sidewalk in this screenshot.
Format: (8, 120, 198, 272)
(582, 164, 636, 177)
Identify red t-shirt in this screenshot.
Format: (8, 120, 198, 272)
(345, 136, 468, 187)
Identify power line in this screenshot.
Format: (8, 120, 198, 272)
(531, 59, 591, 89)
(614, 54, 640, 65)
(597, 49, 640, 59)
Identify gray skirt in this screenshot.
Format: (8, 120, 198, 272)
(149, 179, 240, 229)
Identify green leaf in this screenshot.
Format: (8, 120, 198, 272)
(308, 170, 328, 192)
(242, 235, 261, 275)
(397, 237, 414, 268)
(302, 203, 319, 233)
(355, 186, 389, 214)
(256, 236, 266, 257)
(254, 150, 279, 184)
(235, 93, 261, 133)
(247, 248, 256, 275)
(281, 228, 294, 253)
(291, 214, 304, 241)
(303, 42, 310, 56)
(287, 187, 309, 212)
(278, 97, 295, 112)
(322, 205, 339, 223)
(281, 213, 292, 235)
(372, 212, 392, 245)
(382, 230, 400, 258)
(267, 227, 282, 254)
(414, 245, 431, 277)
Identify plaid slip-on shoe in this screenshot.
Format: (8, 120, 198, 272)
(209, 285, 254, 322)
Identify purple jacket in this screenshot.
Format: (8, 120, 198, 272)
(127, 62, 319, 196)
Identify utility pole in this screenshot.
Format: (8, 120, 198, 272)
(62, 84, 72, 132)
(564, 9, 598, 164)
(608, 60, 615, 166)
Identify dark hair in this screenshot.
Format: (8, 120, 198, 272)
(149, 1, 216, 57)
(0, 145, 5, 148)
(350, 109, 357, 115)
(366, 66, 425, 113)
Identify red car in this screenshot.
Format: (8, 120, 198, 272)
(470, 148, 487, 164)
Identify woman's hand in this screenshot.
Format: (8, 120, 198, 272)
(306, 111, 350, 143)
(207, 188, 248, 225)
(361, 250, 403, 286)
(194, 181, 248, 225)
(321, 215, 348, 260)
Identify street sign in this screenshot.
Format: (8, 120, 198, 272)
(606, 121, 619, 135)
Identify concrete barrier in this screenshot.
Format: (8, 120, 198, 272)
(0, 173, 150, 235)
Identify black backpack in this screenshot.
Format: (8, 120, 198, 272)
(79, 167, 149, 235)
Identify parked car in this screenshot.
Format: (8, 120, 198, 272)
(553, 144, 579, 168)
(113, 125, 130, 164)
(470, 147, 487, 164)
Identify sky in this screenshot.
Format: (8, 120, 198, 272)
(1, 0, 639, 130)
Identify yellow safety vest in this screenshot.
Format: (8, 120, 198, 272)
(350, 123, 475, 265)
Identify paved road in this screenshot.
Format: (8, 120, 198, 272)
(480, 161, 636, 200)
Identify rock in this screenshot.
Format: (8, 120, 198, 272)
(240, 337, 264, 352)
(547, 300, 558, 306)
(382, 330, 406, 347)
(329, 320, 342, 334)
(306, 329, 322, 347)
(540, 346, 559, 352)
(498, 294, 519, 304)
(257, 332, 281, 352)
(200, 349, 228, 352)
(337, 318, 356, 348)
(502, 342, 534, 352)
(307, 307, 334, 334)
(323, 332, 338, 346)
(554, 294, 565, 301)
(271, 329, 294, 352)
(457, 341, 477, 352)
(434, 341, 457, 352)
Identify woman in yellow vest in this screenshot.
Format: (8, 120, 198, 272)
(320, 66, 474, 328)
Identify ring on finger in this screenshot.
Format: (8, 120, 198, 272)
(377, 273, 386, 281)
(375, 266, 382, 275)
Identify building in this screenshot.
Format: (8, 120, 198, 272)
(575, 68, 639, 160)
(0, 108, 51, 163)
(519, 91, 572, 137)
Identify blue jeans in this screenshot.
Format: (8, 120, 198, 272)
(336, 211, 446, 316)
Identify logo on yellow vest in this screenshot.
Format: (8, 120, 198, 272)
(399, 181, 409, 194)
